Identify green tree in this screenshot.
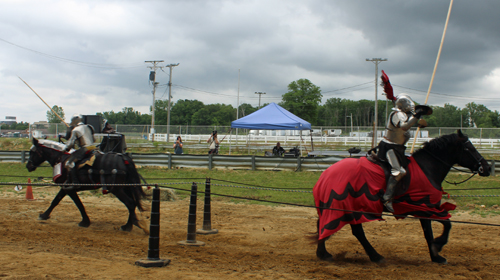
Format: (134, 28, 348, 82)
(170, 99, 205, 125)
(46, 105, 65, 123)
(280, 79, 322, 125)
(98, 107, 150, 125)
(191, 103, 235, 126)
(464, 102, 498, 128)
(237, 103, 257, 118)
(426, 104, 463, 127)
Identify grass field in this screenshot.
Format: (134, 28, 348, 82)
(1, 162, 500, 216)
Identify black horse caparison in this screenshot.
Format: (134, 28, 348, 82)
(26, 138, 148, 233)
(313, 130, 491, 264)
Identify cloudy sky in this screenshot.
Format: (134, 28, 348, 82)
(1, 0, 500, 123)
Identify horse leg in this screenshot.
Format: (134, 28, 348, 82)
(66, 190, 91, 228)
(112, 187, 139, 232)
(39, 188, 67, 220)
(351, 224, 385, 263)
(433, 220, 452, 254)
(419, 219, 448, 264)
(316, 220, 333, 260)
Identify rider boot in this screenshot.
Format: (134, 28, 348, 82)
(383, 176, 399, 213)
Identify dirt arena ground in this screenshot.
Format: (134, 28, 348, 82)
(1, 187, 500, 280)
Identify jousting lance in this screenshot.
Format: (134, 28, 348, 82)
(18, 76, 69, 127)
(410, 0, 453, 153)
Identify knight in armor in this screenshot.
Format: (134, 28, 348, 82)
(102, 119, 116, 134)
(378, 71, 432, 212)
(63, 114, 97, 190)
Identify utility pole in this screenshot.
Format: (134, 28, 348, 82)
(346, 113, 353, 135)
(236, 69, 240, 145)
(255, 92, 266, 109)
(366, 58, 387, 147)
(166, 63, 180, 143)
(145, 60, 164, 142)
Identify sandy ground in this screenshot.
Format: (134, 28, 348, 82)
(1, 187, 500, 280)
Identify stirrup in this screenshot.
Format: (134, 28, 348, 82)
(384, 200, 395, 213)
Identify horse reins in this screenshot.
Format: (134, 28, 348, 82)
(422, 140, 484, 185)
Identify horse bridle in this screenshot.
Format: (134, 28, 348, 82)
(28, 144, 64, 167)
(423, 139, 485, 185)
(462, 140, 486, 174)
(27, 146, 42, 167)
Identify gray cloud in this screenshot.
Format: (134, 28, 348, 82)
(1, 0, 500, 123)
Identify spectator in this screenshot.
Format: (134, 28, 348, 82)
(272, 142, 285, 157)
(207, 131, 219, 154)
(173, 136, 183, 154)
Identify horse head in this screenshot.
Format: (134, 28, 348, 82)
(26, 138, 67, 172)
(456, 129, 491, 177)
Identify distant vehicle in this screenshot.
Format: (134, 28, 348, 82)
(324, 129, 342, 137)
(311, 129, 322, 136)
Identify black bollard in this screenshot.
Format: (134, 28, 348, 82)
(136, 185, 171, 267)
(178, 182, 205, 246)
(197, 178, 218, 235)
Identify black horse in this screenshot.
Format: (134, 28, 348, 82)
(26, 138, 148, 233)
(313, 130, 490, 264)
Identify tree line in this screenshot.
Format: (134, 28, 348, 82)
(40, 78, 500, 128)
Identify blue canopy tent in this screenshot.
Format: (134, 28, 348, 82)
(230, 103, 312, 155)
(231, 103, 311, 130)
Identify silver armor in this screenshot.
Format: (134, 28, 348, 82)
(383, 109, 419, 146)
(64, 123, 95, 151)
(394, 94, 415, 114)
(380, 94, 420, 213)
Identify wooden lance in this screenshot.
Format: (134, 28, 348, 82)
(410, 0, 453, 153)
(18, 76, 69, 127)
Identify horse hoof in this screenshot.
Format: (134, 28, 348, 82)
(38, 214, 50, 220)
(120, 225, 133, 232)
(78, 221, 90, 228)
(432, 255, 447, 264)
(317, 252, 333, 261)
(136, 220, 150, 235)
(370, 254, 386, 264)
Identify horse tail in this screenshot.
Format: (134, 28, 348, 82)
(123, 155, 146, 212)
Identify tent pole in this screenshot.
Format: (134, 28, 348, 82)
(229, 128, 232, 155)
(300, 130, 303, 157)
(310, 129, 314, 152)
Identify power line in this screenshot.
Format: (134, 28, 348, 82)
(393, 84, 500, 101)
(0, 37, 143, 69)
(322, 80, 375, 94)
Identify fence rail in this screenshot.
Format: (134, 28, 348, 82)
(1, 151, 497, 173)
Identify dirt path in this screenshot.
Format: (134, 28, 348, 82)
(0, 188, 499, 279)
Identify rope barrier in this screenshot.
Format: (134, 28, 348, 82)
(210, 183, 312, 193)
(0, 178, 499, 227)
(161, 184, 500, 228)
(212, 178, 312, 190)
(1, 180, 500, 198)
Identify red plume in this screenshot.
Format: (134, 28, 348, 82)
(381, 70, 396, 101)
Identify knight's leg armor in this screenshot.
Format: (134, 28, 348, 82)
(63, 149, 86, 191)
(383, 149, 406, 212)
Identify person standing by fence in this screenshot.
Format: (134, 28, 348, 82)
(207, 131, 219, 154)
(173, 136, 183, 154)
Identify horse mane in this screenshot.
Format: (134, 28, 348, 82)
(413, 133, 461, 156)
(36, 139, 68, 152)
